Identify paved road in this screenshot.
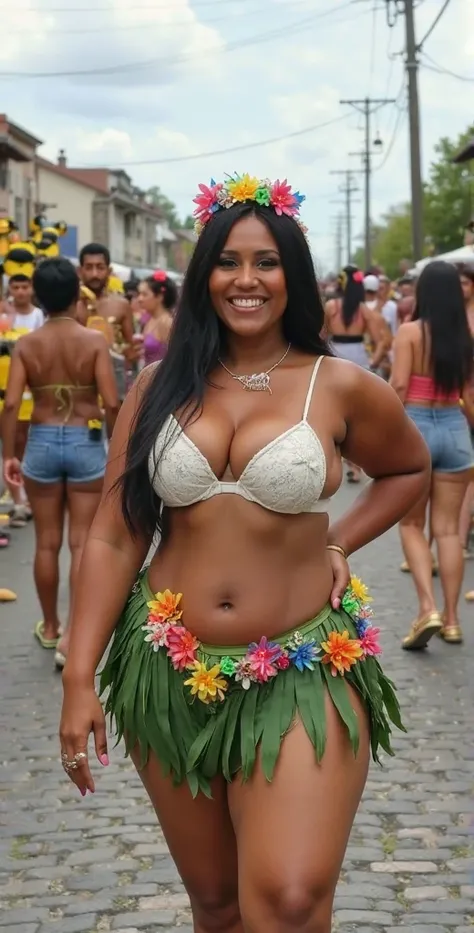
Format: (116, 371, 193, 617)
(1, 482, 473, 933)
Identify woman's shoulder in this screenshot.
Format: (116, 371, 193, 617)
(395, 321, 419, 342)
(321, 355, 401, 409)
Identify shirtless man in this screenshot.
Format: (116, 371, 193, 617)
(76, 243, 139, 401)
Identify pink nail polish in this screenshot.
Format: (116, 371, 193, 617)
(80, 788, 86, 797)
(100, 754, 109, 766)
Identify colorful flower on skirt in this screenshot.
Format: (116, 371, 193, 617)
(166, 626, 199, 672)
(220, 656, 237, 677)
(147, 589, 183, 623)
(359, 626, 382, 658)
(355, 617, 370, 638)
(143, 622, 172, 651)
(275, 650, 290, 670)
(350, 576, 373, 604)
(184, 661, 228, 704)
(321, 630, 364, 677)
(234, 659, 258, 690)
(341, 592, 361, 617)
(288, 638, 321, 672)
(359, 604, 373, 619)
(286, 630, 304, 651)
(246, 636, 282, 682)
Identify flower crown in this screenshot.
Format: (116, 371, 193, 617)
(192, 173, 307, 236)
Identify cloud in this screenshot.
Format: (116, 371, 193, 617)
(0, 0, 224, 88)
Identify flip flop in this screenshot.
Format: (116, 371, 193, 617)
(0, 588, 16, 602)
(34, 620, 60, 649)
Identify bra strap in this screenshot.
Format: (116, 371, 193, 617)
(302, 356, 325, 421)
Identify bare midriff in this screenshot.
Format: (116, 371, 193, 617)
(147, 499, 336, 646)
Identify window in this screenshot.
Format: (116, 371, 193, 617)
(14, 197, 23, 231)
(0, 160, 9, 190)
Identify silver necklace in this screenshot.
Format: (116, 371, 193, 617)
(218, 343, 291, 394)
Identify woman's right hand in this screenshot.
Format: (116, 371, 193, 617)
(59, 683, 109, 795)
(3, 457, 22, 487)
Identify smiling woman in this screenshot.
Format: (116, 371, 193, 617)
(60, 175, 430, 933)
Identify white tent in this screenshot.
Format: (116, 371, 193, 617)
(415, 245, 474, 272)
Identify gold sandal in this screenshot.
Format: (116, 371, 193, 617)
(440, 624, 463, 645)
(402, 611, 443, 650)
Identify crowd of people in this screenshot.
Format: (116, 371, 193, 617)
(322, 260, 474, 645)
(0, 175, 473, 931)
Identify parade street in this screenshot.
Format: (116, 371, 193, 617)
(0, 480, 473, 933)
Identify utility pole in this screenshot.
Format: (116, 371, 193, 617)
(334, 213, 343, 271)
(340, 96, 395, 268)
(404, 0, 423, 260)
(330, 170, 360, 264)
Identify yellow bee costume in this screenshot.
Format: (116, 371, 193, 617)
(0, 217, 19, 260)
(0, 242, 39, 421)
(30, 214, 68, 260)
(107, 273, 125, 295)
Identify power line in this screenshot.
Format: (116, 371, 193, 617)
(368, 3, 379, 94)
(373, 99, 407, 172)
(0, 0, 274, 10)
(420, 51, 474, 84)
(0, 9, 332, 77)
(2, 0, 317, 34)
(417, 0, 452, 48)
(0, 2, 356, 76)
(330, 170, 360, 263)
(340, 95, 396, 268)
(76, 113, 352, 167)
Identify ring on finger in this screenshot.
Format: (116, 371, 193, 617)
(61, 751, 87, 773)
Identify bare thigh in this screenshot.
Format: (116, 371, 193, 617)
(23, 477, 65, 548)
(228, 687, 370, 929)
(130, 749, 239, 913)
(66, 478, 103, 549)
(430, 470, 472, 536)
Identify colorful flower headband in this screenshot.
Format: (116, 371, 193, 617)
(192, 173, 307, 236)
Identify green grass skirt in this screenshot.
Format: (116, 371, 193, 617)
(100, 572, 405, 798)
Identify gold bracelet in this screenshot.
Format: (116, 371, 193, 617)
(326, 544, 348, 560)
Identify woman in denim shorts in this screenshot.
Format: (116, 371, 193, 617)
(391, 261, 474, 647)
(2, 258, 119, 667)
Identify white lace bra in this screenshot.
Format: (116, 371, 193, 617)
(148, 356, 330, 514)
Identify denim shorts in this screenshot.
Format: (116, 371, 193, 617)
(22, 424, 107, 484)
(406, 405, 474, 474)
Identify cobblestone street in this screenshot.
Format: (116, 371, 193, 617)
(0, 481, 473, 933)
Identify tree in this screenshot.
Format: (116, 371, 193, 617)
(352, 122, 474, 273)
(145, 186, 180, 229)
(353, 204, 413, 278)
(424, 123, 474, 254)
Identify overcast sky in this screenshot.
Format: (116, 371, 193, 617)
(1, 0, 472, 272)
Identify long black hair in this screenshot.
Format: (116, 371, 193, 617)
(412, 260, 473, 394)
(338, 265, 365, 327)
(120, 201, 331, 539)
